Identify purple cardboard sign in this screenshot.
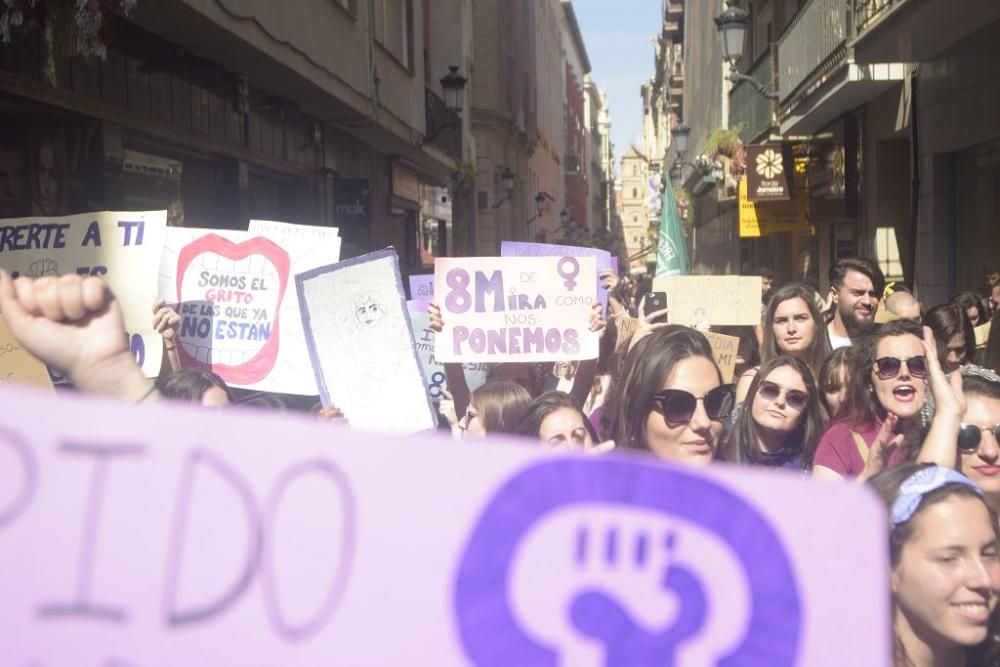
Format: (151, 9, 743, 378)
(408, 274, 434, 300)
(501, 241, 613, 311)
(0, 389, 890, 665)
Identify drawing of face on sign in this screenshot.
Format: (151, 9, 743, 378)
(455, 459, 802, 666)
(175, 234, 291, 386)
(353, 295, 385, 331)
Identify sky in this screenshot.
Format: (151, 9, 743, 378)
(571, 0, 662, 165)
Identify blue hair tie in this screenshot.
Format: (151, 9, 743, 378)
(891, 466, 983, 526)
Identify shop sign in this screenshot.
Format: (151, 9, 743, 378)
(747, 143, 792, 201)
(739, 176, 809, 238)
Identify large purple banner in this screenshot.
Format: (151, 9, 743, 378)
(0, 389, 889, 665)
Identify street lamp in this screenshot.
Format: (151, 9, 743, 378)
(671, 124, 691, 156)
(418, 65, 468, 147)
(559, 209, 571, 225)
(440, 65, 468, 111)
(714, 2, 778, 100)
(527, 192, 547, 225)
(492, 166, 516, 209)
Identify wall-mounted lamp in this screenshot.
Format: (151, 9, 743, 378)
(715, 1, 778, 100)
(492, 166, 516, 209)
(418, 65, 469, 147)
(527, 192, 547, 224)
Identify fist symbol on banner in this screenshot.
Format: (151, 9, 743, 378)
(26, 258, 59, 278)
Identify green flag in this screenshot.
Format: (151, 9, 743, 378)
(656, 182, 690, 276)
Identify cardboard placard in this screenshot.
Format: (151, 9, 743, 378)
(0, 316, 55, 392)
(501, 241, 613, 311)
(975, 321, 991, 348)
(297, 249, 436, 434)
(408, 299, 488, 402)
(0, 388, 890, 665)
(434, 256, 600, 363)
(158, 224, 341, 395)
(706, 331, 740, 384)
(0, 211, 166, 376)
(653, 275, 763, 327)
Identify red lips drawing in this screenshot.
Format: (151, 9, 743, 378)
(176, 234, 290, 385)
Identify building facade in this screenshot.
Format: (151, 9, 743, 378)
(620, 144, 650, 271)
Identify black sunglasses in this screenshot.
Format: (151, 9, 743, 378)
(758, 380, 808, 412)
(873, 355, 928, 380)
(651, 385, 735, 425)
(958, 423, 1000, 452)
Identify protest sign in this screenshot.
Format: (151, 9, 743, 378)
(408, 273, 434, 300)
(0, 211, 166, 376)
(434, 256, 600, 363)
(653, 275, 762, 326)
(159, 224, 341, 395)
(706, 331, 740, 384)
(0, 388, 890, 665)
(408, 299, 488, 401)
(0, 316, 55, 392)
(501, 241, 613, 311)
(248, 219, 339, 241)
(975, 320, 991, 348)
(297, 249, 436, 433)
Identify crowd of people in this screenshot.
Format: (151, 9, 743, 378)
(3, 256, 1000, 666)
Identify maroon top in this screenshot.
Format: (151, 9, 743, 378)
(812, 417, 910, 478)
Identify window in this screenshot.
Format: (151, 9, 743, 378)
(632, 164, 639, 176)
(374, 0, 412, 69)
(875, 227, 903, 281)
(632, 188, 638, 198)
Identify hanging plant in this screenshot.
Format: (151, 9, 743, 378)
(2, 0, 138, 85)
(705, 124, 745, 160)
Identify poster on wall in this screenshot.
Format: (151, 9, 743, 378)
(158, 223, 341, 395)
(297, 249, 436, 434)
(0, 210, 167, 376)
(0, 388, 890, 665)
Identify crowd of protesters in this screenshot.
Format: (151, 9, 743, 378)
(3, 255, 1000, 666)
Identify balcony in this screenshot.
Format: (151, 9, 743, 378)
(665, 0, 684, 20)
(852, 0, 1000, 64)
(776, 0, 907, 135)
(729, 49, 775, 143)
(424, 88, 461, 160)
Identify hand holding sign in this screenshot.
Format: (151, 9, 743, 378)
(0, 271, 150, 400)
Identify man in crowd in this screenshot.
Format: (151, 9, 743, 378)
(827, 257, 885, 349)
(884, 288, 922, 322)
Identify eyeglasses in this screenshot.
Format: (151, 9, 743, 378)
(873, 355, 928, 380)
(958, 423, 1000, 452)
(651, 385, 735, 425)
(758, 380, 808, 412)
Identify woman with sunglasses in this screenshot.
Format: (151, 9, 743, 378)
(813, 319, 929, 481)
(605, 325, 734, 465)
(457, 381, 532, 439)
(736, 283, 832, 402)
(722, 356, 822, 472)
(917, 327, 1000, 512)
(869, 463, 1000, 666)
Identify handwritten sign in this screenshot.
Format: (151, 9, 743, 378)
(408, 274, 434, 300)
(158, 224, 341, 395)
(434, 256, 599, 363)
(0, 211, 166, 376)
(408, 299, 488, 401)
(706, 331, 740, 383)
(0, 316, 55, 392)
(501, 241, 613, 311)
(653, 275, 762, 327)
(248, 219, 339, 240)
(297, 249, 436, 433)
(0, 388, 890, 665)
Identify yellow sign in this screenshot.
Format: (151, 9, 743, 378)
(0, 316, 55, 393)
(653, 275, 762, 326)
(705, 331, 740, 383)
(738, 176, 810, 238)
(975, 321, 992, 348)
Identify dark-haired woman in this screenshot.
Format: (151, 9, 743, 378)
(736, 283, 831, 402)
(722, 356, 822, 472)
(458, 380, 532, 439)
(605, 325, 734, 465)
(813, 319, 929, 481)
(926, 303, 976, 374)
(157, 368, 232, 406)
(518, 391, 599, 449)
(817, 346, 856, 422)
(869, 463, 1000, 666)
(954, 291, 990, 329)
